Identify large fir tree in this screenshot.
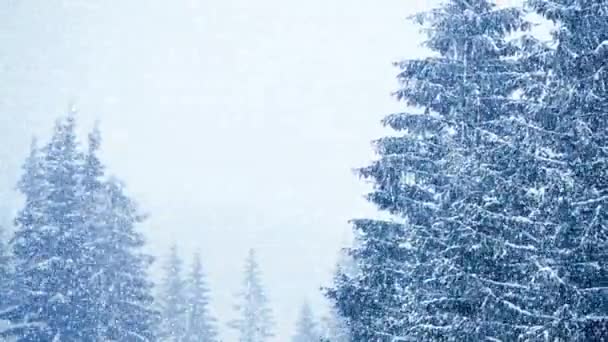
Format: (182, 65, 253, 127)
(229, 249, 274, 342)
(326, 0, 543, 340)
(518, 1, 608, 339)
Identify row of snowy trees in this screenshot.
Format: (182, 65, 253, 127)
(326, 0, 608, 341)
(158, 246, 218, 341)
(158, 245, 349, 342)
(0, 113, 338, 342)
(157, 246, 276, 342)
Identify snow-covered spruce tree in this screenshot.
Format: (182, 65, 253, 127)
(94, 177, 158, 341)
(291, 302, 319, 342)
(229, 249, 274, 342)
(0, 115, 92, 341)
(184, 251, 218, 342)
(82, 126, 157, 341)
(515, 1, 608, 340)
(0, 116, 158, 341)
(160, 244, 188, 341)
(78, 124, 110, 339)
(326, 1, 546, 340)
(0, 139, 43, 337)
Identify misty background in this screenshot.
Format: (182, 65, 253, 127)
(0, 0, 438, 340)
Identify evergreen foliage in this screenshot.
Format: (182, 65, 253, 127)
(292, 302, 319, 342)
(160, 244, 187, 341)
(0, 114, 157, 341)
(325, 0, 554, 340)
(184, 251, 218, 342)
(229, 249, 274, 342)
(518, 0, 608, 339)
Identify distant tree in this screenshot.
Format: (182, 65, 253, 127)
(184, 251, 218, 342)
(229, 249, 274, 342)
(160, 245, 188, 341)
(291, 302, 319, 342)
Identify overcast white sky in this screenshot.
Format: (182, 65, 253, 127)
(0, 0, 499, 340)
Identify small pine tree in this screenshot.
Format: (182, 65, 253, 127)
(160, 245, 187, 341)
(229, 249, 274, 342)
(184, 252, 218, 342)
(291, 302, 319, 342)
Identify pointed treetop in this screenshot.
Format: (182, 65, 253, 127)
(185, 251, 218, 342)
(190, 249, 207, 285)
(165, 244, 183, 274)
(230, 248, 274, 341)
(88, 121, 102, 154)
(19, 137, 41, 179)
(28, 137, 38, 153)
(189, 250, 208, 288)
(246, 248, 257, 268)
(410, 0, 529, 59)
(48, 113, 80, 157)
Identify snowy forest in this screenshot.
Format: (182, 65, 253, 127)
(1, 0, 608, 341)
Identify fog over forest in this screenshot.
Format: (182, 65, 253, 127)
(6, 1, 606, 342)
